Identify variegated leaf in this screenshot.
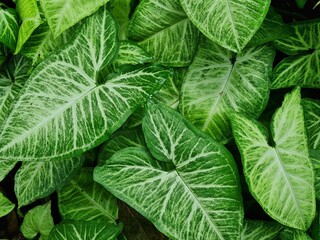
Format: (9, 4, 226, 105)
(279, 228, 312, 240)
(180, 39, 275, 144)
(0, 7, 19, 51)
(0, 191, 15, 218)
(94, 103, 243, 240)
(230, 88, 315, 230)
(302, 99, 320, 150)
(240, 220, 283, 240)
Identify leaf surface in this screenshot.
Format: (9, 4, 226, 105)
(0, 192, 15, 218)
(240, 220, 283, 240)
(279, 228, 312, 240)
(302, 99, 320, 150)
(0, 8, 19, 51)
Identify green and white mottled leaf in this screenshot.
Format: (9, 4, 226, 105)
(312, 150, 320, 200)
(95, 103, 243, 240)
(0, 7, 170, 162)
(180, 0, 270, 52)
(20, 201, 54, 240)
(279, 228, 312, 240)
(302, 99, 320, 150)
(240, 220, 283, 240)
(39, 0, 109, 37)
(15, 156, 83, 207)
(128, 0, 199, 66)
(0, 191, 15, 218)
(0, 8, 19, 51)
(230, 88, 315, 230)
(49, 220, 122, 240)
(296, 0, 308, 8)
(180, 39, 275, 144)
(15, 0, 43, 54)
(111, 0, 132, 40)
(58, 168, 118, 222)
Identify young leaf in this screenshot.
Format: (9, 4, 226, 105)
(279, 228, 312, 240)
(15, 156, 84, 207)
(49, 220, 122, 240)
(0, 192, 15, 218)
(180, 39, 275, 144)
(58, 168, 118, 223)
(128, 0, 199, 66)
(94, 103, 243, 240)
(0, 7, 170, 161)
(0, 7, 19, 51)
(230, 88, 315, 230)
(240, 220, 283, 240)
(110, 0, 132, 40)
(20, 201, 54, 240)
(180, 0, 271, 52)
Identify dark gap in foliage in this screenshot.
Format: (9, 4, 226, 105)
(0, 0, 15, 8)
(50, 192, 62, 224)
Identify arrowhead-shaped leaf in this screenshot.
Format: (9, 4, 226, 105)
(180, 0, 270, 52)
(180, 38, 275, 143)
(94, 103, 243, 240)
(230, 88, 315, 230)
(240, 220, 283, 240)
(0, 192, 14, 218)
(0, 7, 170, 161)
(128, 0, 199, 66)
(0, 7, 19, 51)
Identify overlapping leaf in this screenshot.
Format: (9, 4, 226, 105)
(0, 192, 15, 218)
(279, 228, 312, 240)
(0, 7, 170, 161)
(180, 38, 275, 143)
(230, 88, 315, 230)
(95, 103, 243, 240)
(240, 220, 283, 240)
(111, 0, 132, 40)
(128, 0, 199, 66)
(180, 0, 270, 52)
(0, 7, 19, 51)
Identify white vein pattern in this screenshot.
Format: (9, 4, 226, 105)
(279, 228, 312, 240)
(180, 0, 270, 52)
(231, 88, 315, 230)
(180, 39, 275, 144)
(128, 0, 199, 66)
(95, 104, 243, 240)
(0, 7, 169, 161)
(0, 8, 19, 51)
(240, 220, 283, 240)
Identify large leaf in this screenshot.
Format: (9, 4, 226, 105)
(20, 202, 54, 240)
(15, 156, 83, 207)
(0, 7, 19, 51)
(49, 220, 122, 240)
(94, 103, 243, 240)
(39, 0, 110, 37)
(128, 0, 199, 66)
(230, 88, 315, 230)
(180, 39, 275, 144)
(58, 168, 118, 223)
(0, 192, 15, 218)
(240, 220, 283, 240)
(0, 7, 170, 161)
(272, 20, 320, 89)
(180, 0, 270, 52)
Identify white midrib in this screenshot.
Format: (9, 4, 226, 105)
(225, 0, 240, 51)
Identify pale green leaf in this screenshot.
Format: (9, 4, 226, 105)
(302, 99, 320, 150)
(95, 103, 243, 240)
(240, 220, 283, 240)
(15, 0, 43, 54)
(58, 168, 118, 223)
(0, 8, 19, 51)
(0, 191, 15, 218)
(180, 0, 270, 52)
(0, 161, 16, 182)
(180, 39, 275, 144)
(110, 0, 132, 40)
(49, 220, 122, 240)
(0, 7, 170, 161)
(39, 0, 110, 37)
(20, 201, 54, 240)
(296, 0, 308, 8)
(279, 228, 312, 240)
(311, 150, 320, 200)
(15, 156, 84, 207)
(128, 0, 199, 66)
(230, 88, 315, 230)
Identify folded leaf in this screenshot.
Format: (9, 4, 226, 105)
(0, 192, 15, 218)
(230, 88, 315, 230)
(95, 103, 243, 240)
(0, 8, 19, 51)
(240, 220, 283, 240)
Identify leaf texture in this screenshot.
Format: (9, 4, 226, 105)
(240, 220, 283, 240)
(302, 99, 320, 150)
(0, 8, 19, 51)
(279, 228, 312, 240)
(0, 192, 15, 218)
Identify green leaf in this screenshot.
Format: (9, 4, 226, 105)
(180, 0, 271, 52)
(110, 0, 132, 40)
(295, 0, 308, 9)
(15, 156, 84, 207)
(311, 150, 320, 200)
(94, 103, 243, 240)
(0, 7, 170, 161)
(0, 161, 16, 182)
(49, 220, 122, 240)
(240, 220, 283, 240)
(230, 88, 315, 230)
(128, 0, 199, 66)
(20, 201, 54, 240)
(58, 168, 118, 223)
(0, 191, 15, 218)
(15, 0, 43, 54)
(180, 39, 275, 144)
(302, 99, 320, 150)
(39, 0, 110, 37)
(0, 8, 19, 51)
(279, 228, 312, 240)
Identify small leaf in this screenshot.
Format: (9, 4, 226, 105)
(110, 0, 132, 40)
(279, 228, 312, 240)
(240, 220, 283, 240)
(58, 168, 118, 223)
(302, 99, 320, 150)
(0, 192, 15, 218)
(20, 201, 54, 240)
(0, 161, 16, 182)
(0, 8, 19, 51)
(295, 0, 308, 9)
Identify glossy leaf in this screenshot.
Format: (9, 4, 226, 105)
(95, 103, 243, 240)
(0, 8, 19, 51)
(58, 168, 118, 223)
(230, 88, 315, 230)
(180, 0, 271, 52)
(128, 0, 199, 66)
(279, 228, 312, 240)
(240, 220, 283, 240)
(180, 39, 275, 143)
(0, 192, 15, 218)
